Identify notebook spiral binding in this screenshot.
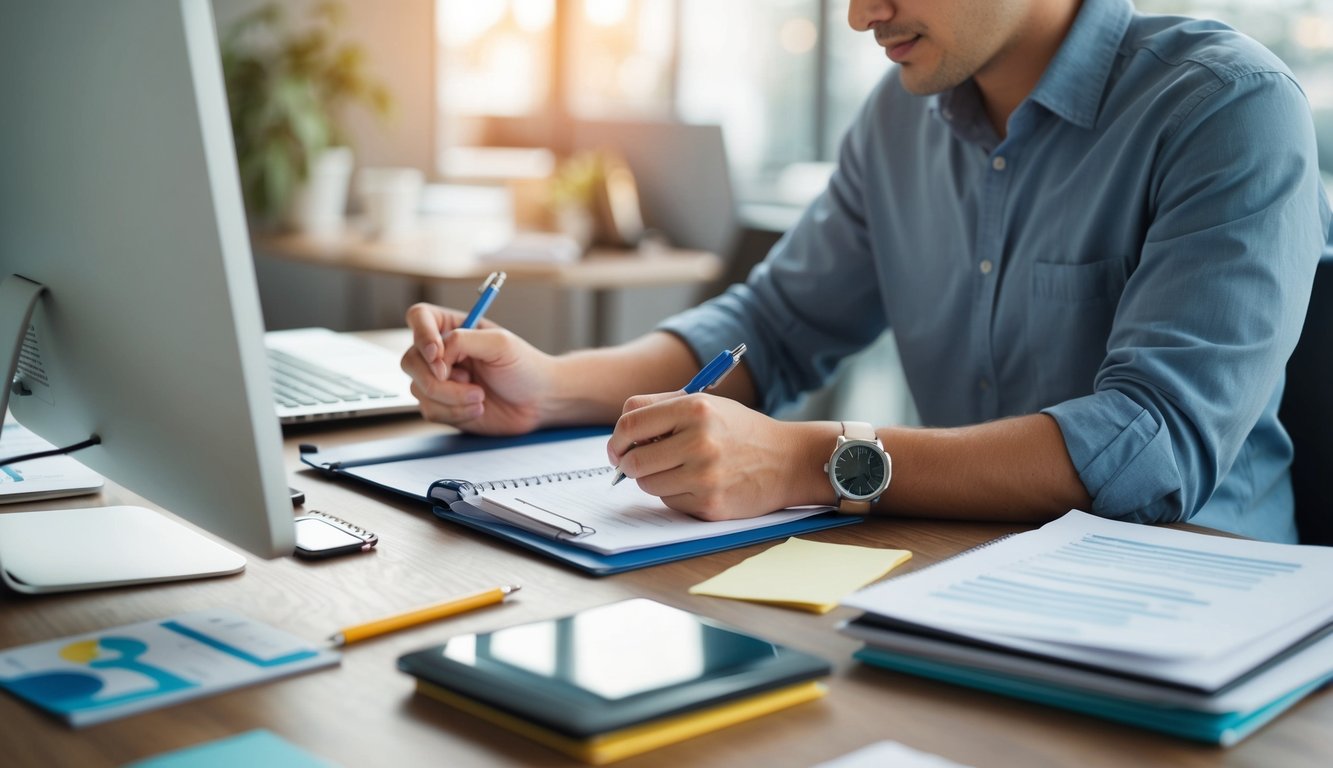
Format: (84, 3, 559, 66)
(477, 465, 614, 491)
(433, 466, 614, 539)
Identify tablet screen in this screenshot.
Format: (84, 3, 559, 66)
(441, 598, 780, 700)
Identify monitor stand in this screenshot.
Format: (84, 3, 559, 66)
(0, 275, 246, 593)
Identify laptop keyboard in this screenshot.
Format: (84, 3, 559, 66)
(268, 348, 395, 408)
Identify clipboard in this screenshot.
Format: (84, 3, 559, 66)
(300, 428, 861, 575)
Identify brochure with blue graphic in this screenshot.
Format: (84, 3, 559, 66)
(0, 416, 103, 504)
(0, 610, 339, 726)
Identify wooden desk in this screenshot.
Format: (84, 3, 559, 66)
(252, 220, 722, 347)
(2, 420, 1330, 767)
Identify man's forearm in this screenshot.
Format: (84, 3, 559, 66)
(875, 414, 1092, 521)
(541, 331, 759, 426)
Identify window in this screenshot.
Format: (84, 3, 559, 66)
(435, 1, 1333, 203)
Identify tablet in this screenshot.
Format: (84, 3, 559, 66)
(396, 598, 830, 738)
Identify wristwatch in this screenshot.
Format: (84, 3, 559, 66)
(825, 421, 891, 514)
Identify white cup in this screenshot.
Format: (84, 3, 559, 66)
(357, 167, 424, 239)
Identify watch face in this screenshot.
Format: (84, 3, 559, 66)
(834, 443, 887, 498)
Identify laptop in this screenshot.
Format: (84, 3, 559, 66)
(264, 328, 419, 424)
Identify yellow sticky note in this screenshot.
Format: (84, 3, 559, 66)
(688, 537, 911, 614)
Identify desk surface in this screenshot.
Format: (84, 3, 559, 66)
(253, 219, 722, 290)
(2, 419, 1330, 767)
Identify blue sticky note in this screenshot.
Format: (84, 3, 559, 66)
(124, 729, 338, 768)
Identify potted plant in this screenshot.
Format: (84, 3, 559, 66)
(220, 1, 391, 232)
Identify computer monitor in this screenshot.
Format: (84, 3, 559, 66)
(0, 0, 293, 591)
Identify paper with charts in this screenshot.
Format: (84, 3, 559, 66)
(842, 510, 1333, 660)
(0, 609, 339, 726)
(0, 416, 104, 503)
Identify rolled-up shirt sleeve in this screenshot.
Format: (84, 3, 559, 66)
(1044, 71, 1330, 525)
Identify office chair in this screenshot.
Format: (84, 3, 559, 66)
(1279, 255, 1333, 545)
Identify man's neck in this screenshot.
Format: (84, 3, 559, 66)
(974, 0, 1083, 139)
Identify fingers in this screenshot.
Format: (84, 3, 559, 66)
(405, 303, 450, 380)
(409, 379, 485, 424)
(438, 325, 517, 370)
(607, 391, 693, 464)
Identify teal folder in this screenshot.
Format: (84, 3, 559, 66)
(301, 427, 859, 575)
(125, 730, 337, 768)
(853, 645, 1333, 746)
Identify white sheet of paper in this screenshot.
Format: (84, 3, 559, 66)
(842, 511, 1333, 661)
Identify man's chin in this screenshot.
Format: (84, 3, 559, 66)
(897, 66, 964, 97)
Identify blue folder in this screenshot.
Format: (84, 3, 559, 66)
(300, 427, 860, 576)
(852, 645, 1333, 747)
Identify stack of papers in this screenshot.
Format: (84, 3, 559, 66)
(838, 511, 1333, 746)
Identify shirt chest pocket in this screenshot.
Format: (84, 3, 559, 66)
(1028, 258, 1126, 403)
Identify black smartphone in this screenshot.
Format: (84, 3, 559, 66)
(293, 512, 378, 559)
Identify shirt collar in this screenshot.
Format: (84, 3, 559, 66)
(931, 0, 1133, 135)
(1028, 0, 1133, 129)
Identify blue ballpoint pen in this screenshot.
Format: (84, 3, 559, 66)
(462, 271, 507, 329)
(610, 343, 747, 486)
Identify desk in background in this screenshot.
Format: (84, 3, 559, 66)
(2, 337, 1330, 767)
(252, 218, 722, 349)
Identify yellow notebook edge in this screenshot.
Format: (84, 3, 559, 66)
(414, 678, 828, 765)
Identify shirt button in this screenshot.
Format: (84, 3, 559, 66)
(992, 156, 1007, 171)
(979, 259, 993, 275)
(979, 377, 990, 392)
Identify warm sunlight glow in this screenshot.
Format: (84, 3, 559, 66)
(1294, 14, 1333, 50)
(584, 0, 630, 28)
(513, 0, 555, 33)
(779, 17, 818, 54)
(439, 1, 506, 46)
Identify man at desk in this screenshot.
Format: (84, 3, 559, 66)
(403, 0, 1332, 543)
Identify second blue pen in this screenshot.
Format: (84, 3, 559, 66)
(462, 271, 507, 329)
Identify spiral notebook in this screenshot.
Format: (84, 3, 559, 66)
(300, 427, 860, 574)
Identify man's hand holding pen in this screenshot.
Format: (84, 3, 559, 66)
(402, 288, 836, 522)
(606, 386, 830, 522)
(400, 271, 558, 435)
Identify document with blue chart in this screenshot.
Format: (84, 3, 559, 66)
(0, 610, 339, 726)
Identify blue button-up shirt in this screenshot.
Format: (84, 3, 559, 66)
(661, 0, 1332, 542)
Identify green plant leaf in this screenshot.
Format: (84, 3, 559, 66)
(219, 0, 390, 221)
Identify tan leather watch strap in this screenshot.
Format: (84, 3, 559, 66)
(839, 498, 872, 514)
(837, 422, 880, 515)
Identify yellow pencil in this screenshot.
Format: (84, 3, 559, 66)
(329, 584, 520, 647)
